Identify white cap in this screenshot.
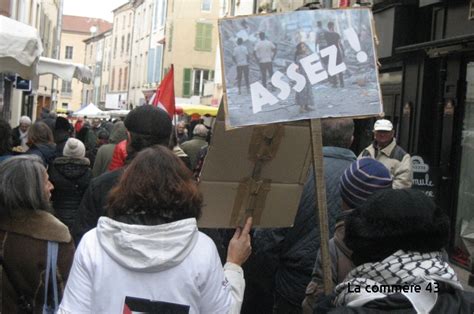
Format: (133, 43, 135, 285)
(374, 119, 393, 131)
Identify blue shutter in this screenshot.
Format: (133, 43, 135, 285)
(154, 45, 163, 83)
(147, 48, 155, 84)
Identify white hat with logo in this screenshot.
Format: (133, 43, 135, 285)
(373, 119, 393, 132)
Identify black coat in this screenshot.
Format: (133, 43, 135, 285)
(49, 157, 92, 230)
(72, 168, 124, 245)
(273, 147, 356, 308)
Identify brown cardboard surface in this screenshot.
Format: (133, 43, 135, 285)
(198, 107, 311, 228)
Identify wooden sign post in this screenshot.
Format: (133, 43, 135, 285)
(309, 118, 333, 294)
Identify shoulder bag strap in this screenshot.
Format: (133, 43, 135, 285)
(43, 241, 52, 311)
(50, 242, 59, 311)
(43, 241, 59, 313)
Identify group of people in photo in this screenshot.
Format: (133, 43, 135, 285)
(0, 104, 473, 312)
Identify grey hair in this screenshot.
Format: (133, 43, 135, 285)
(19, 115, 32, 125)
(321, 118, 354, 148)
(193, 124, 208, 137)
(0, 155, 52, 215)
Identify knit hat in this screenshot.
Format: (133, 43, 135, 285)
(124, 105, 172, 141)
(340, 158, 393, 209)
(345, 189, 450, 266)
(63, 138, 86, 158)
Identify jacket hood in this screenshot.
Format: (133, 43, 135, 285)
(96, 217, 199, 272)
(53, 156, 90, 179)
(109, 122, 128, 144)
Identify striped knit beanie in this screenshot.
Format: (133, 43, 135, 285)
(340, 157, 393, 209)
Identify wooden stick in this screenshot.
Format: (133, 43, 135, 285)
(309, 118, 333, 294)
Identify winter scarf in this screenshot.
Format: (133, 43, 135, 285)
(334, 250, 462, 313)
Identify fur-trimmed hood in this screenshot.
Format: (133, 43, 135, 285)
(52, 156, 90, 179)
(0, 209, 71, 243)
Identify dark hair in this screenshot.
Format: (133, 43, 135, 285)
(0, 118, 12, 155)
(327, 21, 334, 29)
(295, 42, 311, 59)
(321, 118, 354, 148)
(27, 121, 54, 146)
(345, 189, 450, 266)
(126, 131, 171, 160)
(107, 146, 202, 224)
(259, 32, 265, 40)
(0, 155, 52, 214)
(237, 37, 243, 45)
(317, 21, 322, 27)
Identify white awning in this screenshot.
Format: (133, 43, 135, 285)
(37, 57, 92, 84)
(73, 103, 108, 118)
(0, 16, 43, 79)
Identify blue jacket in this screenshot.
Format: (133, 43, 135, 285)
(274, 146, 356, 307)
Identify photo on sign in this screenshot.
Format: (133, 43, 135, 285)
(219, 9, 382, 128)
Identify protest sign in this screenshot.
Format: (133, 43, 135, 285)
(219, 9, 382, 128)
(198, 107, 311, 228)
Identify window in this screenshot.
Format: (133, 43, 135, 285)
(122, 15, 126, 29)
(65, 46, 73, 59)
(113, 37, 117, 58)
(201, 0, 212, 11)
(126, 34, 130, 53)
(118, 68, 122, 91)
(111, 68, 115, 91)
(168, 24, 173, 52)
(160, 0, 166, 27)
(123, 67, 128, 90)
(61, 81, 72, 94)
(129, 13, 132, 26)
(193, 69, 212, 96)
(195, 23, 212, 51)
(121, 35, 125, 55)
(183, 68, 192, 97)
(61, 103, 68, 109)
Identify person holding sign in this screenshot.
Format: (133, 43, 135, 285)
(59, 146, 252, 313)
(359, 119, 412, 189)
(254, 32, 276, 89)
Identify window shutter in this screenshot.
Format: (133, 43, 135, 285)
(147, 48, 155, 83)
(195, 23, 204, 50)
(204, 24, 212, 51)
(183, 68, 192, 97)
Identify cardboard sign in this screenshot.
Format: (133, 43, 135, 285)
(198, 108, 311, 228)
(219, 9, 382, 128)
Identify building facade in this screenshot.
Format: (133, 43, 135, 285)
(84, 29, 112, 109)
(57, 15, 111, 112)
(163, 0, 220, 104)
(106, 2, 134, 109)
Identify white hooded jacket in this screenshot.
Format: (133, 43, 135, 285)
(58, 217, 245, 313)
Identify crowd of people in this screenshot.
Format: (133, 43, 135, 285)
(0, 107, 473, 313)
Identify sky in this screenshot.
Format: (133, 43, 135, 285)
(63, 0, 128, 22)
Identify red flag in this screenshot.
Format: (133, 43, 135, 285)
(152, 65, 175, 118)
(339, 0, 350, 7)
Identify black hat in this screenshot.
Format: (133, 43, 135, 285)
(55, 117, 71, 131)
(124, 105, 172, 141)
(345, 189, 450, 266)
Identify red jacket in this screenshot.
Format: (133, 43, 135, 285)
(108, 140, 128, 171)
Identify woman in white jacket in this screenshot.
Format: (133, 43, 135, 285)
(58, 146, 252, 313)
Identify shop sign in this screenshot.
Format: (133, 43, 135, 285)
(411, 155, 436, 199)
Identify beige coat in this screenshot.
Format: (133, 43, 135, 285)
(358, 140, 413, 189)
